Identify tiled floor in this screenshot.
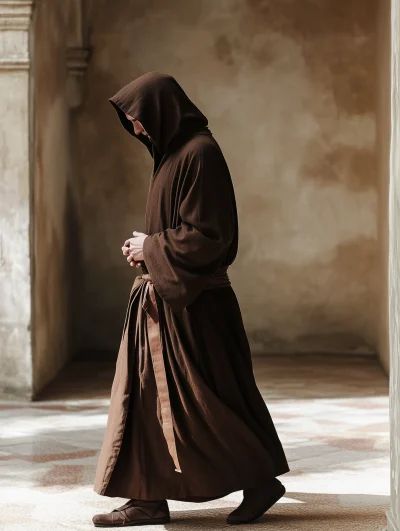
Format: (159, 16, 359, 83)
(0, 354, 389, 530)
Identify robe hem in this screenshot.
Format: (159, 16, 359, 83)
(94, 465, 290, 502)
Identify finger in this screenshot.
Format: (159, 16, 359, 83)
(127, 255, 133, 263)
(124, 239, 131, 247)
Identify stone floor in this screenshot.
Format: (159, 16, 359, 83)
(0, 354, 390, 530)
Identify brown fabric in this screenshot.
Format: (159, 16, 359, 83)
(140, 272, 182, 473)
(94, 72, 289, 501)
(203, 266, 231, 290)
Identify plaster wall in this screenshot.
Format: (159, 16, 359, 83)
(0, 3, 33, 399)
(377, 0, 391, 375)
(0, 72, 32, 398)
(31, 0, 73, 394)
(77, 0, 380, 357)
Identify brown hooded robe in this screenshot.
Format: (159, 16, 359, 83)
(94, 72, 289, 501)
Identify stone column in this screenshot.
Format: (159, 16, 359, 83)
(388, 0, 400, 529)
(0, 1, 34, 399)
(0, 0, 90, 399)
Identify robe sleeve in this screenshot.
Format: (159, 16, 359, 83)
(142, 143, 236, 311)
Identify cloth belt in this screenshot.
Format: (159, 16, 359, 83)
(133, 266, 231, 474)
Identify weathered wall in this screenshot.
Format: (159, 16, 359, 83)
(32, 1, 73, 394)
(377, 0, 391, 375)
(77, 0, 379, 357)
(0, 2, 33, 399)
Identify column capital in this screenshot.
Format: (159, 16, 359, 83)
(66, 0, 91, 107)
(0, 0, 34, 30)
(66, 46, 91, 107)
(0, 0, 35, 70)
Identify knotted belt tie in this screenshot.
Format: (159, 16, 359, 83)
(135, 266, 231, 474)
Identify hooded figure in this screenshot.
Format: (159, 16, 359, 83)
(93, 72, 289, 528)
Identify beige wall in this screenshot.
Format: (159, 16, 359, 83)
(377, 0, 391, 374)
(76, 0, 380, 357)
(32, 1, 74, 394)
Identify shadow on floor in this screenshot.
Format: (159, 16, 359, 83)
(35, 353, 389, 403)
(35, 361, 114, 401)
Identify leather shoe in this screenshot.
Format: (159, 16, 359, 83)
(92, 499, 170, 527)
(227, 478, 285, 525)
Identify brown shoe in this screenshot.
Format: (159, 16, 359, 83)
(227, 478, 285, 525)
(92, 499, 170, 527)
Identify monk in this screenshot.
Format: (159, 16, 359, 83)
(92, 72, 289, 527)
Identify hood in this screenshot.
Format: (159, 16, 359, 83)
(109, 72, 208, 157)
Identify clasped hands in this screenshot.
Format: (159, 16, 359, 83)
(121, 231, 148, 269)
